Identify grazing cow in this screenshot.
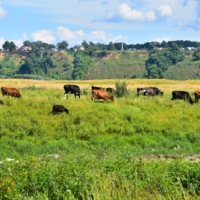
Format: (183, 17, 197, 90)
(64, 85, 80, 99)
(91, 86, 105, 90)
(0, 100, 3, 105)
(106, 87, 115, 94)
(92, 90, 114, 102)
(171, 91, 194, 104)
(194, 90, 200, 102)
(151, 87, 164, 96)
(1, 87, 21, 98)
(137, 87, 155, 96)
(91, 86, 105, 100)
(137, 87, 163, 96)
(51, 105, 69, 114)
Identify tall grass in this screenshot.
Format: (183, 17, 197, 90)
(0, 79, 200, 199)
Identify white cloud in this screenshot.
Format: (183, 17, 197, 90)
(118, 4, 145, 21)
(55, 26, 127, 46)
(88, 30, 127, 43)
(152, 37, 171, 43)
(0, 2, 7, 17)
(13, 32, 29, 48)
(158, 5, 173, 17)
(102, 3, 156, 22)
(88, 30, 111, 42)
(56, 26, 84, 40)
(31, 30, 55, 43)
(145, 11, 156, 21)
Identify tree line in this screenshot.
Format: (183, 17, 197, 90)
(1, 40, 200, 79)
(2, 39, 200, 52)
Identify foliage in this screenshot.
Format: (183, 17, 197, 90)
(0, 55, 20, 76)
(192, 50, 200, 61)
(0, 79, 200, 198)
(145, 43, 185, 78)
(18, 52, 55, 76)
(2, 41, 16, 51)
(1, 39, 200, 80)
(115, 81, 129, 97)
(0, 74, 54, 80)
(0, 155, 200, 199)
(57, 41, 68, 50)
(72, 54, 94, 79)
(107, 42, 116, 50)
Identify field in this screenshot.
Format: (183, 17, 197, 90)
(0, 79, 200, 199)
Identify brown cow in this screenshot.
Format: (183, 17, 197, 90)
(194, 90, 200, 102)
(92, 90, 114, 102)
(1, 87, 21, 98)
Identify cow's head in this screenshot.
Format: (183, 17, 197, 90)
(110, 95, 114, 101)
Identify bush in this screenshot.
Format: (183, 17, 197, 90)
(115, 81, 129, 97)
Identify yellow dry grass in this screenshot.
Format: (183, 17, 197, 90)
(0, 79, 200, 92)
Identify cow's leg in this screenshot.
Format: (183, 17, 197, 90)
(92, 96, 96, 101)
(64, 93, 68, 99)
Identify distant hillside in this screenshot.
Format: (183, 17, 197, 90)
(163, 56, 200, 80)
(85, 50, 148, 79)
(0, 50, 200, 80)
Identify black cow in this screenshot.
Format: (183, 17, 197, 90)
(171, 91, 194, 104)
(137, 87, 155, 96)
(64, 85, 80, 99)
(137, 87, 163, 96)
(106, 87, 115, 94)
(91, 86, 105, 90)
(51, 105, 69, 114)
(151, 87, 164, 96)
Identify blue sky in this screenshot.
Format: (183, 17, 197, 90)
(0, 0, 200, 48)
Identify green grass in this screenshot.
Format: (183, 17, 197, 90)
(85, 51, 147, 79)
(0, 85, 200, 199)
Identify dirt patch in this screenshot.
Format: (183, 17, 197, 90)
(136, 154, 200, 162)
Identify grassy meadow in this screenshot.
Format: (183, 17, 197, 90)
(0, 79, 200, 199)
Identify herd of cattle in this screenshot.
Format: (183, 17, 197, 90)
(1, 85, 200, 114)
(137, 87, 200, 105)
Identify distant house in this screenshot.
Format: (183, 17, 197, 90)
(156, 47, 163, 51)
(51, 48, 58, 51)
(18, 45, 32, 51)
(73, 45, 84, 52)
(186, 47, 197, 51)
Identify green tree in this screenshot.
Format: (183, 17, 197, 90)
(72, 54, 93, 79)
(107, 42, 116, 50)
(2, 41, 16, 51)
(193, 50, 200, 61)
(146, 47, 185, 78)
(82, 41, 89, 49)
(18, 52, 54, 75)
(147, 43, 155, 51)
(57, 41, 68, 50)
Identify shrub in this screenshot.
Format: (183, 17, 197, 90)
(115, 81, 129, 97)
